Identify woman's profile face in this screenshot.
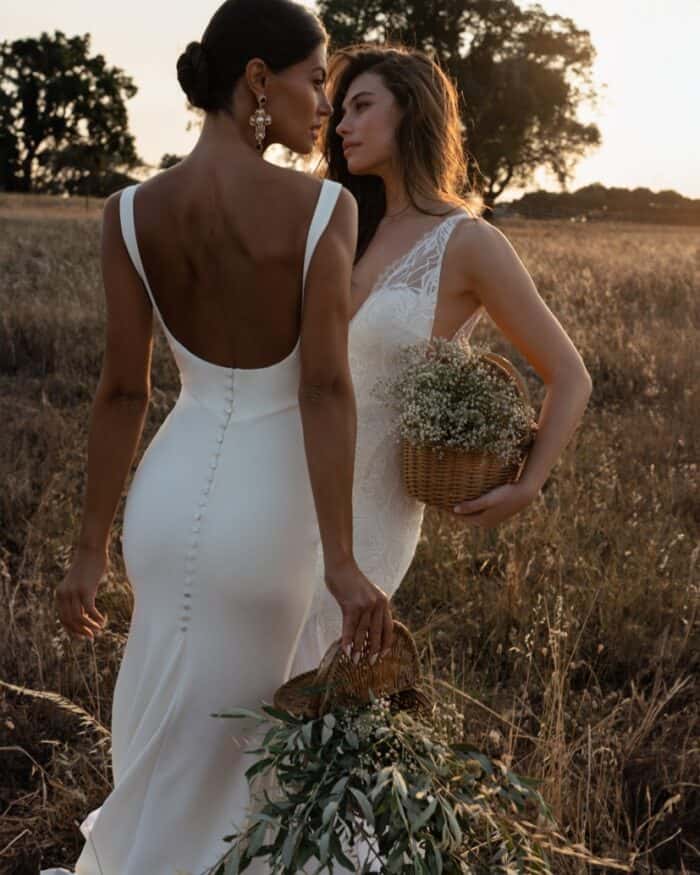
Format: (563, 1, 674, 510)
(269, 42, 332, 155)
(335, 70, 403, 175)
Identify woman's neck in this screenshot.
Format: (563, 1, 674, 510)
(381, 171, 412, 217)
(379, 169, 448, 219)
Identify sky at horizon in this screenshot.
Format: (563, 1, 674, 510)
(3, 0, 699, 199)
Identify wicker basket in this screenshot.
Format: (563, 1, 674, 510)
(401, 351, 537, 511)
(273, 620, 433, 719)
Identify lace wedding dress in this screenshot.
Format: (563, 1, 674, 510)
(288, 207, 484, 871)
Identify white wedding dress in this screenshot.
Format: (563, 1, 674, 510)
(288, 207, 483, 871)
(40, 177, 345, 875)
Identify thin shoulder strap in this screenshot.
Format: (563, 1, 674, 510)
(450, 304, 484, 344)
(302, 179, 343, 302)
(118, 183, 160, 315)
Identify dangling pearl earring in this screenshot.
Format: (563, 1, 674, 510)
(249, 94, 272, 153)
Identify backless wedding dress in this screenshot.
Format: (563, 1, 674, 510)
(40, 177, 345, 875)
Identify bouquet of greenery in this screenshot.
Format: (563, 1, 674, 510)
(206, 691, 565, 875)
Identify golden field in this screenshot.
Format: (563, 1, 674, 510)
(0, 192, 697, 874)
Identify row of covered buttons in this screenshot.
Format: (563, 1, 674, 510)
(179, 368, 236, 632)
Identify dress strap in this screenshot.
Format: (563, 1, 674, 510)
(438, 213, 484, 344)
(302, 179, 343, 303)
(118, 183, 161, 317)
(450, 305, 484, 344)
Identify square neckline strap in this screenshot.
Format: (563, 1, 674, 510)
(118, 178, 343, 374)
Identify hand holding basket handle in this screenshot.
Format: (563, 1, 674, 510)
(324, 559, 395, 664)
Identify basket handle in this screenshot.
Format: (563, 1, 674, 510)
(479, 351, 531, 405)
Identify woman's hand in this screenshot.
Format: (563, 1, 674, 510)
(452, 480, 538, 528)
(324, 559, 394, 665)
(54, 547, 108, 641)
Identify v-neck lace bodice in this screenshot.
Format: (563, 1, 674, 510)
(350, 211, 462, 324)
(349, 209, 484, 346)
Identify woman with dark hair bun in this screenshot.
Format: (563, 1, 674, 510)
(42, 4, 394, 874)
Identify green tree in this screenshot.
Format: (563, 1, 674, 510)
(0, 30, 141, 194)
(318, 0, 601, 205)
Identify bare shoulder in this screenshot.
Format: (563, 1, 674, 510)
(450, 216, 518, 277)
(265, 164, 324, 203)
(305, 177, 357, 245)
(101, 175, 160, 236)
(102, 167, 171, 226)
(102, 188, 123, 223)
(452, 213, 507, 256)
(262, 167, 355, 236)
(328, 184, 357, 226)
(127, 164, 180, 202)
(279, 167, 356, 211)
(301, 182, 357, 293)
(100, 188, 132, 251)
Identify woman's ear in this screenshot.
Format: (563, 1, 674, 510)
(244, 57, 268, 100)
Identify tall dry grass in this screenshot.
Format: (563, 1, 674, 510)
(0, 195, 698, 874)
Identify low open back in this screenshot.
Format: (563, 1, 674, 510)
(119, 179, 340, 373)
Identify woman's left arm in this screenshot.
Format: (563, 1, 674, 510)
(450, 218, 593, 527)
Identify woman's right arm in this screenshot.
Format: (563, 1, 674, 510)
(55, 192, 154, 640)
(298, 186, 393, 664)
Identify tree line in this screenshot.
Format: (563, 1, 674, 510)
(504, 184, 700, 225)
(2, 0, 603, 204)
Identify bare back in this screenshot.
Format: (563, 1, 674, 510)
(130, 161, 329, 369)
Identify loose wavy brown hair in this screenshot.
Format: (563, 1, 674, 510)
(320, 43, 483, 262)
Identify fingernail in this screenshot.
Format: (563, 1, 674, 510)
(454, 505, 462, 513)
(352, 650, 361, 665)
(369, 653, 378, 666)
(381, 648, 390, 658)
(343, 643, 352, 659)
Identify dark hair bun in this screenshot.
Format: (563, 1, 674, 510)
(177, 41, 211, 109)
(175, 0, 326, 116)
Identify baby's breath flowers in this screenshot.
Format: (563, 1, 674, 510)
(373, 337, 537, 465)
(206, 692, 561, 874)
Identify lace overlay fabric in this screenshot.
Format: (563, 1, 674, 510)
(308, 211, 485, 649)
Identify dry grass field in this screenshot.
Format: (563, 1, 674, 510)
(0, 192, 698, 874)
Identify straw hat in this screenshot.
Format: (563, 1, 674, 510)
(273, 620, 433, 719)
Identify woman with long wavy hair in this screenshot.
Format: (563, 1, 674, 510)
(289, 37, 592, 773)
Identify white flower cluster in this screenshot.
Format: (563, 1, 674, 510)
(349, 694, 392, 741)
(430, 698, 464, 746)
(373, 337, 536, 465)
